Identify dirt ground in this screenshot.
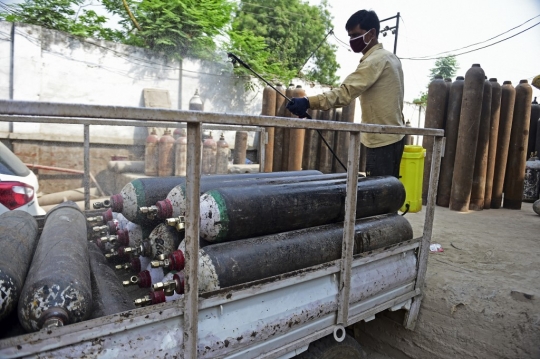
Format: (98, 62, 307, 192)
(355, 203, 540, 359)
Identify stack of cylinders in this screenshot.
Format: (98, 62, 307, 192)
(281, 84, 296, 171)
(437, 76, 465, 207)
(262, 86, 277, 172)
(18, 202, 91, 332)
(318, 109, 335, 173)
(302, 109, 320, 170)
(145, 128, 159, 176)
(158, 129, 175, 177)
(528, 97, 540, 157)
(272, 83, 286, 172)
(469, 78, 493, 210)
(288, 86, 306, 171)
(422, 75, 448, 205)
(491, 81, 517, 208)
(334, 102, 356, 173)
(503, 80, 533, 209)
(483, 79, 502, 209)
(233, 131, 248, 165)
(449, 64, 485, 212)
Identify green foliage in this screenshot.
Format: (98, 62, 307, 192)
(0, 0, 124, 41)
(428, 55, 459, 81)
(231, 0, 339, 86)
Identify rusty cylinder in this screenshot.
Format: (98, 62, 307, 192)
(233, 131, 248, 165)
(529, 97, 540, 157)
(288, 85, 306, 171)
(202, 132, 217, 174)
(262, 85, 277, 172)
(503, 80, 533, 209)
(318, 109, 335, 173)
(145, 128, 159, 176)
(272, 83, 286, 172)
(331, 108, 343, 173)
(189, 89, 203, 111)
(281, 83, 296, 171)
(303, 109, 320, 170)
(0, 211, 39, 322)
(484, 79, 502, 209)
(88, 243, 135, 319)
(449, 64, 486, 212)
(18, 202, 91, 332)
(469, 78, 493, 210)
(422, 75, 448, 205)
(158, 129, 175, 177)
(199, 176, 405, 243)
(174, 130, 187, 176)
(215, 133, 229, 174)
(491, 81, 517, 208)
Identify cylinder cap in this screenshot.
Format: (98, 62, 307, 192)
(107, 220, 118, 235)
(151, 290, 166, 305)
(489, 78, 498, 82)
(156, 199, 173, 219)
(456, 76, 464, 80)
(472, 64, 481, 67)
(102, 208, 114, 223)
(444, 78, 452, 82)
(96, 237, 104, 250)
(131, 257, 141, 273)
(138, 270, 152, 288)
(519, 79, 528, 84)
(174, 272, 185, 294)
(110, 194, 123, 212)
(503, 80, 512, 85)
(170, 250, 185, 271)
(117, 229, 129, 246)
(434, 75, 443, 79)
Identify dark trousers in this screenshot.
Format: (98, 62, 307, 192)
(365, 137, 405, 178)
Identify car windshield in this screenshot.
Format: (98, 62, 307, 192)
(0, 141, 31, 177)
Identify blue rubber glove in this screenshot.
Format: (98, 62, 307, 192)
(286, 97, 310, 118)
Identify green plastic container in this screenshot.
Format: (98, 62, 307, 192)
(399, 145, 426, 213)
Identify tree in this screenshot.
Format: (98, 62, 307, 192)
(413, 55, 459, 105)
(0, 0, 124, 41)
(230, 0, 339, 86)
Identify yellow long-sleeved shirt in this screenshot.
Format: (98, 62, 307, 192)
(308, 43, 405, 148)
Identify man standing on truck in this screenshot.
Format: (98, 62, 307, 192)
(286, 9, 405, 178)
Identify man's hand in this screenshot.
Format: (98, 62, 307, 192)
(286, 97, 310, 118)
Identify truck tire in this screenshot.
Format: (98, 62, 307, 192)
(295, 333, 367, 359)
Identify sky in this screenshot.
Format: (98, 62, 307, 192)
(308, 0, 540, 107)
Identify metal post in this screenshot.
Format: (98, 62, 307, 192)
(336, 131, 361, 326)
(404, 136, 444, 330)
(393, 12, 400, 55)
(184, 122, 202, 358)
(83, 124, 90, 210)
(259, 127, 266, 173)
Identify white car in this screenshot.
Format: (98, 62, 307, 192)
(0, 141, 45, 216)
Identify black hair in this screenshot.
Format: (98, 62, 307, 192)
(345, 10, 380, 37)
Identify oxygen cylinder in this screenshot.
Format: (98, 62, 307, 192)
(422, 75, 448, 205)
(449, 64, 485, 212)
(273, 83, 286, 172)
(0, 211, 39, 322)
(288, 85, 306, 171)
(174, 129, 187, 177)
(215, 133, 229, 174)
(534, 199, 540, 215)
(123, 263, 166, 289)
(436, 76, 465, 207)
(202, 132, 217, 174)
(173, 128, 184, 140)
(18, 202, 91, 332)
(469, 78, 493, 210)
(491, 81, 517, 208)
(527, 97, 540, 156)
(145, 128, 159, 176)
(88, 243, 135, 319)
(335, 103, 356, 173)
(98, 220, 149, 249)
(152, 213, 412, 294)
(523, 156, 540, 202)
(262, 85, 277, 172)
(114, 256, 148, 273)
(503, 80, 533, 209)
(281, 83, 296, 171)
(158, 129, 175, 177)
(233, 131, 248, 165)
(484, 79, 502, 209)
(199, 176, 405, 243)
(189, 89, 203, 111)
(116, 223, 181, 260)
(318, 109, 335, 173)
(331, 108, 343, 172)
(151, 172, 343, 220)
(303, 110, 320, 171)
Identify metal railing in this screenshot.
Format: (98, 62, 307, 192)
(0, 99, 444, 358)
